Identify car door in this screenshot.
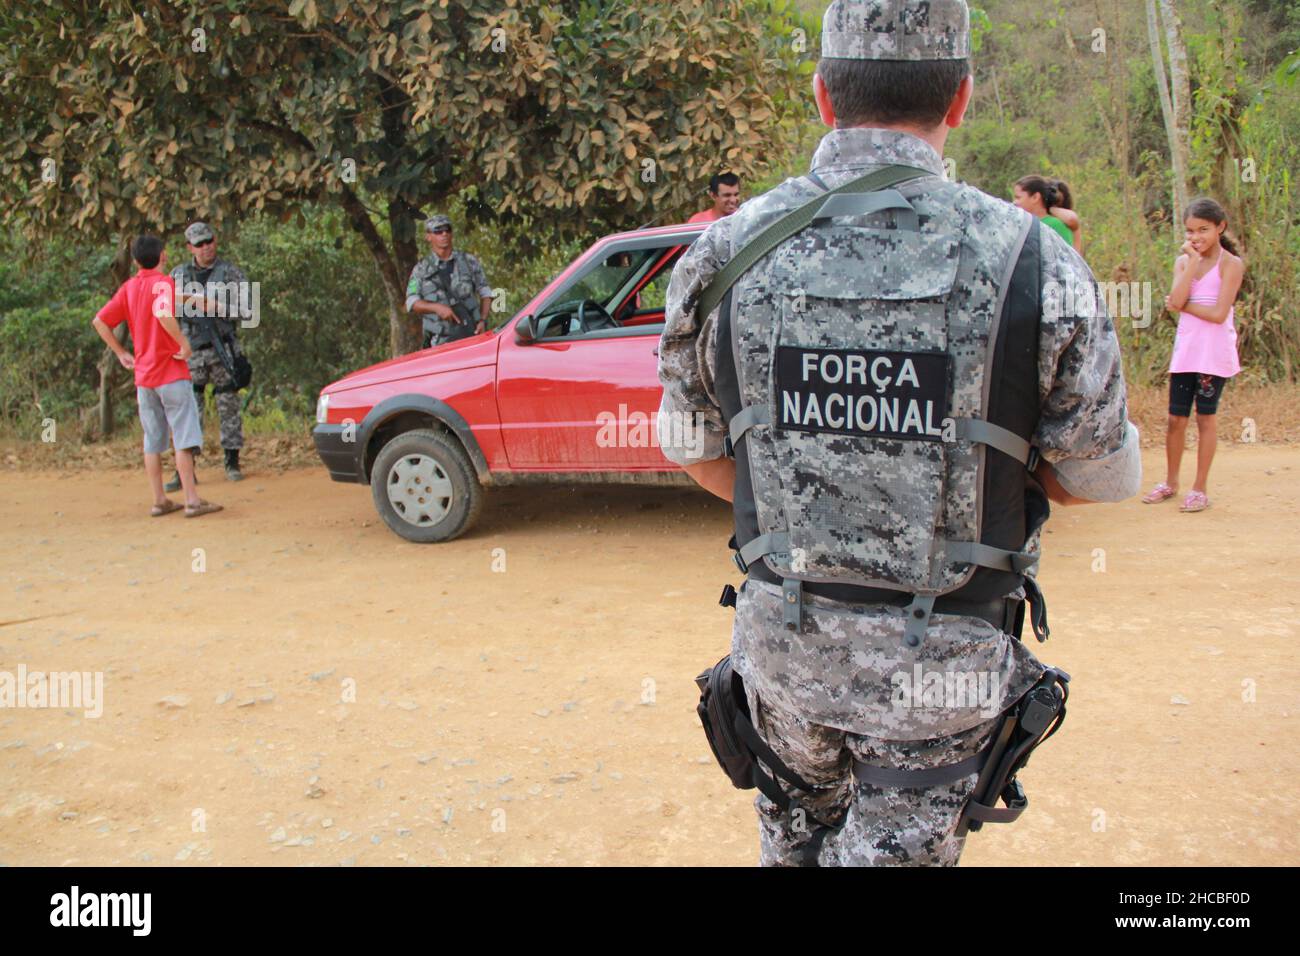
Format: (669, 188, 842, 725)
(495, 235, 692, 471)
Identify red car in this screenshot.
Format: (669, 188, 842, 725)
(313, 222, 705, 542)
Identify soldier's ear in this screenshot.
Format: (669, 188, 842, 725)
(813, 72, 835, 128)
(945, 73, 975, 130)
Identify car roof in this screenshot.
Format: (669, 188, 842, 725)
(600, 222, 708, 246)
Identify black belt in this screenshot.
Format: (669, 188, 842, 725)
(719, 578, 1023, 636)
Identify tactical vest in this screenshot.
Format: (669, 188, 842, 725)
(416, 252, 479, 342)
(172, 259, 242, 346)
(714, 171, 1050, 646)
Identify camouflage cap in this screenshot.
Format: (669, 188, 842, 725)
(184, 221, 215, 244)
(424, 215, 453, 232)
(821, 0, 970, 60)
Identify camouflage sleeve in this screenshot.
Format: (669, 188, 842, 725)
(467, 254, 492, 299)
(404, 263, 423, 313)
(1033, 230, 1141, 502)
(655, 219, 734, 466)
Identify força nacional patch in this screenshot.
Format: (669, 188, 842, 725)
(774, 346, 950, 441)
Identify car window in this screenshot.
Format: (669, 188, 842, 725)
(532, 243, 694, 339)
(630, 248, 684, 311)
(556, 249, 659, 309)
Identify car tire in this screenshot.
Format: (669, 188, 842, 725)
(369, 428, 483, 543)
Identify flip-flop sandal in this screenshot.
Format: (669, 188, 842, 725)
(1142, 482, 1177, 504)
(184, 500, 224, 518)
(1179, 491, 1210, 513)
(150, 500, 183, 517)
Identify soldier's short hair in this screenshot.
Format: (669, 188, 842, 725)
(817, 57, 970, 128)
(131, 235, 164, 269)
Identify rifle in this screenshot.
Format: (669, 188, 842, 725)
(449, 300, 478, 328)
(196, 314, 252, 390)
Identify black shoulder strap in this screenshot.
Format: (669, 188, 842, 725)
(959, 216, 1044, 603)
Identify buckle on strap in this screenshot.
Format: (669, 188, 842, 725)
(727, 405, 770, 455)
(735, 531, 790, 574)
(1023, 575, 1051, 642)
(951, 417, 1031, 464)
(904, 593, 936, 649)
(947, 540, 1039, 575)
(812, 189, 919, 231)
(782, 578, 803, 632)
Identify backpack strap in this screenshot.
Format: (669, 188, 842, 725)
(695, 163, 932, 323)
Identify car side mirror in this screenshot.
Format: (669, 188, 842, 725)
(515, 314, 537, 344)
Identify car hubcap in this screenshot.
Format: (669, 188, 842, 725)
(387, 454, 454, 526)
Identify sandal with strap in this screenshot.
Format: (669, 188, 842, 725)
(150, 499, 183, 518)
(1142, 482, 1177, 504)
(1180, 491, 1210, 513)
(184, 499, 224, 518)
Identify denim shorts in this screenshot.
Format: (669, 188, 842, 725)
(137, 379, 203, 454)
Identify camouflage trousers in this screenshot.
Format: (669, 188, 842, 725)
(730, 578, 1045, 867)
(744, 682, 998, 866)
(189, 344, 244, 450)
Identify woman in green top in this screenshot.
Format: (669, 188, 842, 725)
(1013, 175, 1081, 251)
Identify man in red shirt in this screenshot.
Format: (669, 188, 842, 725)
(687, 172, 742, 223)
(92, 235, 223, 518)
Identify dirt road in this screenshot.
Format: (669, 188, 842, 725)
(2, 443, 1297, 866)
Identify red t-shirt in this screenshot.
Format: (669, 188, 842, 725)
(96, 268, 189, 388)
(687, 208, 723, 224)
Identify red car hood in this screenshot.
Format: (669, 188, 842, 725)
(325, 332, 499, 393)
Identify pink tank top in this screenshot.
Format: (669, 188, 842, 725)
(1169, 255, 1240, 378)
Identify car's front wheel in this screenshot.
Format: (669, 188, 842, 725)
(369, 428, 482, 542)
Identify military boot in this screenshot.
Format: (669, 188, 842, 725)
(164, 469, 195, 493)
(224, 448, 244, 482)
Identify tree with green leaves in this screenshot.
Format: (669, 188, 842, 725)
(1, 0, 812, 360)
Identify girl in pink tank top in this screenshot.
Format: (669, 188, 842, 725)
(1143, 198, 1245, 513)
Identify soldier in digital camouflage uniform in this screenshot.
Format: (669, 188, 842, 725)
(658, 0, 1141, 866)
(168, 221, 252, 485)
(405, 215, 494, 349)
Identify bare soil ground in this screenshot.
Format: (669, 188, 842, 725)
(1, 441, 1297, 866)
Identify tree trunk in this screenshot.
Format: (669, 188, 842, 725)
(1109, 0, 1138, 269)
(337, 185, 419, 356)
(1146, 0, 1182, 230)
(1159, 0, 1190, 218)
(94, 241, 137, 439)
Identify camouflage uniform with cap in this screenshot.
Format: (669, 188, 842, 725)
(658, 0, 1140, 866)
(405, 215, 493, 348)
(169, 220, 255, 483)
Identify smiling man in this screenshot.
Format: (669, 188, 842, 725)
(688, 172, 742, 223)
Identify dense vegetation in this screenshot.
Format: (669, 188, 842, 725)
(1, 0, 1296, 442)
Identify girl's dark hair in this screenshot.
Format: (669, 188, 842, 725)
(1184, 197, 1242, 256)
(1015, 175, 1073, 210)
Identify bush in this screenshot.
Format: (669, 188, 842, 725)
(216, 209, 390, 417)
